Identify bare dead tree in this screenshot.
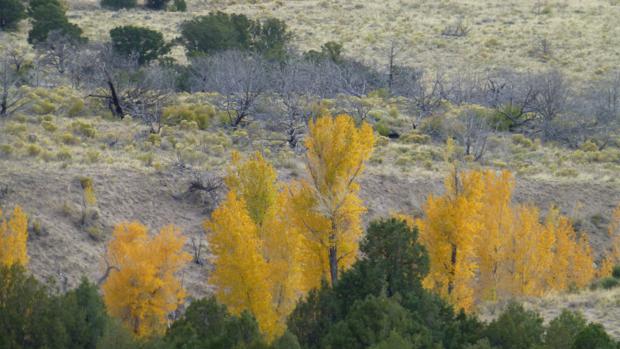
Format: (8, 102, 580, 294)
(333, 59, 383, 97)
(386, 39, 402, 94)
(190, 236, 205, 266)
(455, 108, 490, 161)
(0, 49, 30, 117)
(85, 44, 139, 119)
(532, 70, 569, 140)
(485, 69, 539, 131)
(190, 50, 268, 128)
(394, 68, 445, 129)
(67, 47, 98, 89)
(272, 58, 316, 148)
(580, 71, 620, 148)
(84, 45, 175, 126)
(445, 70, 486, 106)
(174, 172, 223, 213)
(38, 30, 80, 75)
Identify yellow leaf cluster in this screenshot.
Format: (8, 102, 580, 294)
(102, 222, 191, 337)
(205, 191, 280, 338)
(599, 204, 620, 277)
(0, 206, 29, 267)
(419, 169, 596, 312)
(290, 114, 374, 287)
(205, 113, 375, 339)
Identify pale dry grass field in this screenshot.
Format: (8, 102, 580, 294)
(63, 0, 620, 81)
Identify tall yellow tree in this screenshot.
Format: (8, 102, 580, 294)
(288, 113, 374, 287)
(419, 168, 484, 312)
(502, 205, 554, 297)
(0, 206, 28, 267)
(600, 204, 620, 277)
(420, 167, 596, 311)
(204, 191, 279, 338)
(102, 222, 190, 337)
(225, 151, 278, 229)
(476, 170, 514, 301)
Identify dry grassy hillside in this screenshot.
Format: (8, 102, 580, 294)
(1, 146, 619, 296)
(61, 0, 620, 81)
(2, 0, 620, 340)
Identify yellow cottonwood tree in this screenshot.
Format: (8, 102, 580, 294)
(420, 168, 596, 311)
(215, 152, 303, 336)
(600, 204, 620, 277)
(419, 168, 484, 312)
(476, 170, 514, 301)
(225, 151, 278, 229)
(0, 206, 28, 267)
(102, 222, 190, 337)
(288, 113, 374, 286)
(204, 191, 279, 338)
(503, 205, 554, 297)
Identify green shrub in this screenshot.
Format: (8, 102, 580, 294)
(85, 150, 101, 163)
(26, 144, 42, 157)
(57, 147, 72, 161)
(612, 265, 620, 279)
(0, 0, 26, 31)
(374, 122, 391, 137)
(180, 12, 290, 59)
(401, 132, 430, 144)
(110, 26, 170, 65)
(573, 324, 616, 349)
(28, 0, 86, 44)
(41, 120, 58, 132)
(599, 277, 619, 290)
(166, 297, 267, 349)
(0, 144, 13, 157)
(70, 120, 96, 138)
(32, 101, 56, 115)
(100, 0, 135, 10)
(485, 302, 544, 349)
(145, 0, 168, 10)
(162, 104, 214, 130)
(170, 0, 186, 11)
(512, 134, 535, 148)
(85, 225, 104, 241)
(61, 132, 79, 145)
(419, 116, 445, 140)
(66, 98, 85, 117)
(545, 310, 587, 349)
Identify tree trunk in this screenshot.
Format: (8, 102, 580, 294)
(328, 244, 338, 286)
(447, 243, 457, 295)
(0, 93, 6, 116)
(107, 79, 124, 118)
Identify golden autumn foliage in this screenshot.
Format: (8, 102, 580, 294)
(288, 113, 374, 287)
(206, 152, 303, 339)
(600, 204, 620, 277)
(102, 221, 191, 337)
(0, 206, 29, 267)
(204, 114, 374, 339)
(419, 168, 596, 312)
(205, 191, 280, 338)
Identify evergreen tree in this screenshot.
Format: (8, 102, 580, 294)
(28, 0, 85, 44)
(484, 302, 544, 349)
(572, 324, 617, 349)
(100, 0, 136, 10)
(545, 310, 587, 349)
(110, 26, 170, 65)
(0, 0, 26, 31)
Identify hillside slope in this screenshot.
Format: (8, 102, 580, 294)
(2, 159, 618, 296)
